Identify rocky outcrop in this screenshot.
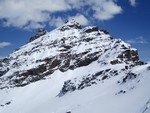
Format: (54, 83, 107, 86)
(58, 69, 119, 96)
(29, 28, 47, 42)
(59, 19, 82, 31)
(100, 29, 109, 34)
(84, 26, 99, 33)
(117, 50, 139, 62)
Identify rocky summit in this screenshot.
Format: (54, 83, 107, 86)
(0, 20, 150, 113)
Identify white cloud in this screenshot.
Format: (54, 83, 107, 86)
(69, 14, 89, 25)
(67, 0, 122, 20)
(127, 36, 148, 44)
(0, 0, 69, 29)
(87, 0, 122, 20)
(24, 22, 45, 30)
(49, 14, 88, 28)
(129, 0, 137, 7)
(49, 17, 65, 27)
(0, 42, 12, 48)
(0, 0, 124, 29)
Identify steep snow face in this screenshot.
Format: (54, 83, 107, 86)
(0, 20, 148, 113)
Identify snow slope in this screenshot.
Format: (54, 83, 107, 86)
(0, 20, 149, 113)
(0, 63, 150, 113)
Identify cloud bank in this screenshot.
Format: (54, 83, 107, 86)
(68, 14, 89, 25)
(127, 36, 148, 44)
(129, 0, 137, 7)
(0, 42, 12, 48)
(0, 0, 134, 29)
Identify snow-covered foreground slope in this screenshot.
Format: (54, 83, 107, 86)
(0, 20, 149, 113)
(0, 62, 150, 113)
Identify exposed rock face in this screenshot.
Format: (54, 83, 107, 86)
(117, 50, 139, 62)
(111, 49, 139, 65)
(0, 20, 143, 88)
(58, 68, 119, 96)
(84, 26, 99, 33)
(59, 19, 82, 31)
(29, 28, 47, 42)
(100, 29, 109, 34)
(0, 58, 10, 77)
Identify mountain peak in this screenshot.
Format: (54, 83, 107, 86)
(0, 22, 144, 87)
(59, 19, 82, 31)
(29, 28, 47, 42)
(65, 19, 80, 26)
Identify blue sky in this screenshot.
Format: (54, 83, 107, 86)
(0, 0, 150, 61)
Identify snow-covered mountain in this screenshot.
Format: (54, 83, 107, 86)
(0, 20, 150, 113)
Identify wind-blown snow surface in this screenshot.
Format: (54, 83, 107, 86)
(0, 20, 150, 113)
